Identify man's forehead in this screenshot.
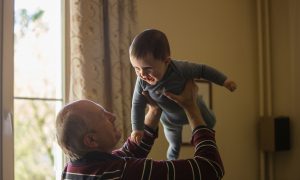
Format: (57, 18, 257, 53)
(63, 100, 104, 112)
(65, 101, 105, 119)
(84, 102, 106, 114)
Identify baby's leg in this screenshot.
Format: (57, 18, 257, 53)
(161, 118, 183, 160)
(197, 95, 216, 128)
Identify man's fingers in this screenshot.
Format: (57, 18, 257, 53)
(164, 92, 179, 103)
(142, 91, 156, 105)
(142, 91, 148, 96)
(142, 91, 151, 101)
(164, 80, 198, 108)
(186, 80, 197, 92)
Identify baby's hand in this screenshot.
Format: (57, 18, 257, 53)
(131, 130, 144, 144)
(224, 79, 237, 92)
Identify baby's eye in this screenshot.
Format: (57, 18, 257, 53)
(143, 68, 152, 72)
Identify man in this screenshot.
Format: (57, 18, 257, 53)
(56, 80, 224, 179)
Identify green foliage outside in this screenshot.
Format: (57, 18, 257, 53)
(14, 100, 56, 180)
(14, 7, 58, 180)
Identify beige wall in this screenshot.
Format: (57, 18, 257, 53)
(270, 0, 300, 179)
(136, 0, 300, 180)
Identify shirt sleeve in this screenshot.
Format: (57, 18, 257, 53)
(121, 126, 224, 180)
(175, 60, 228, 86)
(131, 78, 147, 131)
(112, 125, 158, 158)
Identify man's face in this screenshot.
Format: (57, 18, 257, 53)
(82, 101, 121, 152)
(130, 54, 170, 85)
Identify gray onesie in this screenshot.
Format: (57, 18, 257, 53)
(131, 59, 227, 130)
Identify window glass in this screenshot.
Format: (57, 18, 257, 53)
(14, 0, 62, 99)
(14, 0, 63, 179)
(14, 99, 62, 179)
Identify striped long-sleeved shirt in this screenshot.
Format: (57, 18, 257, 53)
(62, 125, 224, 180)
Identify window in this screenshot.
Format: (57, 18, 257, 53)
(14, 0, 64, 179)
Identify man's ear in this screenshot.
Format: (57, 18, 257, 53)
(83, 133, 98, 148)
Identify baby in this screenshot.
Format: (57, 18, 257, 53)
(129, 29, 236, 160)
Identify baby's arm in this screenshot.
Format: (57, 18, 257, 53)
(185, 62, 237, 92)
(131, 79, 147, 143)
(131, 91, 161, 144)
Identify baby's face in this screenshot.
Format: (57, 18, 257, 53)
(130, 54, 170, 85)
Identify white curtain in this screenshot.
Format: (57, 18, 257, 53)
(67, 0, 137, 143)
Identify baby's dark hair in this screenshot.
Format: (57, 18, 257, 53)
(129, 29, 170, 60)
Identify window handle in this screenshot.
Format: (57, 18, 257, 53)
(3, 112, 13, 135)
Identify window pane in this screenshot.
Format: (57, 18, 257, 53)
(14, 0, 62, 99)
(14, 99, 62, 179)
(14, 0, 63, 179)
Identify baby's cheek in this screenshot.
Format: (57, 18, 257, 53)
(152, 72, 162, 80)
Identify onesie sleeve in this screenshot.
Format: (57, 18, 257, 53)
(175, 60, 227, 86)
(131, 78, 147, 131)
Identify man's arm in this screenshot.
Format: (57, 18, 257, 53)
(142, 91, 161, 129)
(121, 126, 223, 180)
(117, 81, 224, 180)
(166, 80, 224, 178)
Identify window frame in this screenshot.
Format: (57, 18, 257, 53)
(1, 0, 14, 179)
(0, 0, 2, 178)
(1, 0, 68, 179)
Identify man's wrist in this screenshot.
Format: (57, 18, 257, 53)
(148, 106, 161, 114)
(184, 105, 206, 129)
(144, 125, 158, 138)
(144, 107, 161, 129)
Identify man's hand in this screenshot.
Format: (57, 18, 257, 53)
(164, 80, 206, 130)
(164, 80, 198, 109)
(142, 91, 161, 129)
(142, 91, 160, 111)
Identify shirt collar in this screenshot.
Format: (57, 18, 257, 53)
(71, 151, 121, 165)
